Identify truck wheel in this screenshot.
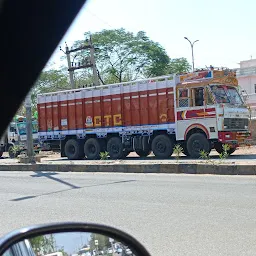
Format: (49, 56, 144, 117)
(64, 139, 83, 160)
(187, 133, 211, 158)
(84, 138, 101, 160)
(152, 134, 173, 159)
(107, 137, 124, 159)
(135, 149, 151, 157)
(214, 142, 236, 155)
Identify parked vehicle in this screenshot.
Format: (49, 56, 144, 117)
(0, 115, 40, 158)
(37, 68, 251, 159)
(3, 239, 35, 256)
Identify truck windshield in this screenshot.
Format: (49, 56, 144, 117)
(17, 122, 38, 135)
(210, 85, 243, 105)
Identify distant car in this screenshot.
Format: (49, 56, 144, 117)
(125, 248, 132, 255)
(117, 248, 122, 254)
(107, 248, 113, 254)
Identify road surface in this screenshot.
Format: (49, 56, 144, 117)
(0, 171, 255, 255)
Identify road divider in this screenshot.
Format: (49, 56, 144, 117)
(0, 162, 255, 175)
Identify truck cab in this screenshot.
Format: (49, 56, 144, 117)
(175, 69, 251, 157)
(0, 116, 40, 158)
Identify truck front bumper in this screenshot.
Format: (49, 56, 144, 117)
(218, 131, 251, 146)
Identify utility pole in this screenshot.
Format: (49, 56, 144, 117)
(25, 91, 35, 164)
(89, 35, 99, 86)
(65, 44, 75, 89)
(60, 36, 99, 88)
(184, 37, 199, 72)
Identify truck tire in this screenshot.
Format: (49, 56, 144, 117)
(107, 137, 124, 159)
(64, 139, 83, 160)
(135, 149, 151, 157)
(84, 138, 101, 160)
(152, 134, 173, 159)
(187, 133, 211, 158)
(214, 142, 236, 155)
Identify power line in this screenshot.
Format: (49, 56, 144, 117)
(86, 9, 114, 29)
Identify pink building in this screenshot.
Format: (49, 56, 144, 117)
(236, 59, 256, 118)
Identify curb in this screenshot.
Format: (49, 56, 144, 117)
(0, 163, 255, 175)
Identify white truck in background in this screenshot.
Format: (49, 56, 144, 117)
(0, 115, 40, 158)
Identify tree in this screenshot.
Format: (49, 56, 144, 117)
(32, 69, 70, 95)
(30, 235, 57, 255)
(88, 233, 111, 251)
(72, 29, 170, 84)
(168, 57, 191, 74)
(26, 69, 70, 116)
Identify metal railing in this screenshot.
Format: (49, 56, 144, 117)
(236, 67, 256, 77)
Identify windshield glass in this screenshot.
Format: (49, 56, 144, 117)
(210, 85, 244, 105)
(227, 87, 243, 105)
(17, 122, 38, 135)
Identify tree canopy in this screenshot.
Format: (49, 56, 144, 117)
(72, 29, 170, 84)
(168, 57, 191, 74)
(30, 235, 56, 255)
(88, 233, 111, 251)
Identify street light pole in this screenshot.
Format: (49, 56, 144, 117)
(184, 37, 199, 72)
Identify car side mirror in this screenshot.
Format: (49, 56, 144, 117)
(0, 222, 151, 256)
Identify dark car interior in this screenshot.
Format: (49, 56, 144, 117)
(0, 0, 87, 137)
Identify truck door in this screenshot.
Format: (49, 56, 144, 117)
(176, 86, 207, 141)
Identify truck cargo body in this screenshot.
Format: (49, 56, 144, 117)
(38, 76, 175, 136)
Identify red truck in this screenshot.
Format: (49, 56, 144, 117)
(37, 68, 251, 160)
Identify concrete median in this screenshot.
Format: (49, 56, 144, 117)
(0, 162, 255, 175)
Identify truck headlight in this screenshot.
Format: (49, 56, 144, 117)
(225, 134, 231, 138)
(224, 125, 227, 129)
(245, 125, 248, 129)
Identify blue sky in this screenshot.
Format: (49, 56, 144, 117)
(49, 0, 256, 70)
(54, 232, 90, 254)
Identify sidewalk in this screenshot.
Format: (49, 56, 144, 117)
(0, 146, 255, 175)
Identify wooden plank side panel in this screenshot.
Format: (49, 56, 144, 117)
(111, 88, 122, 127)
(131, 91, 140, 126)
(123, 93, 131, 126)
(75, 91, 83, 130)
(84, 90, 93, 128)
(167, 88, 175, 123)
(157, 88, 168, 124)
(92, 88, 102, 128)
(148, 88, 158, 125)
(67, 100, 76, 130)
(38, 102, 47, 132)
(102, 96, 111, 127)
(93, 96, 101, 128)
(102, 87, 111, 128)
(52, 103, 59, 131)
(46, 100, 53, 132)
(139, 90, 149, 125)
(59, 93, 68, 131)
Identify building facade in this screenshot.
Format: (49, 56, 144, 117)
(236, 59, 256, 118)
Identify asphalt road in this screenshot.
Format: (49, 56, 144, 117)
(0, 172, 255, 256)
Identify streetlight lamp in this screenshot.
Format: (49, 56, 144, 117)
(184, 37, 199, 72)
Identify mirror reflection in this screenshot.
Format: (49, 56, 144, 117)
(3, 232, 135, 256)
